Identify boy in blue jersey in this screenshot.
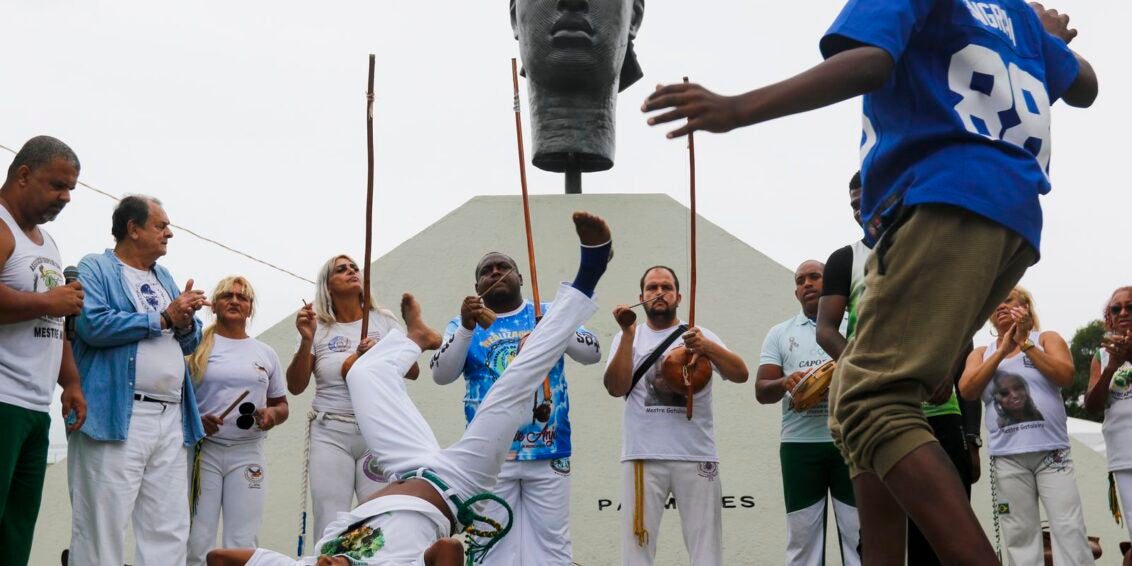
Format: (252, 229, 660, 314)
(429, 252, 601, 565)
(643, 2, 1097, 563)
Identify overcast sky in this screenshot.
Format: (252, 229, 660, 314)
(4, 1, 1128, 347)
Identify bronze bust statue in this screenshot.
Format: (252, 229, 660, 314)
(511, 0, 645, 190)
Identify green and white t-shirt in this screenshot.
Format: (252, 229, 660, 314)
(1100, 350, 1132, 471)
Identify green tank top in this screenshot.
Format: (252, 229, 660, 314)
(922, 392, 962, 417)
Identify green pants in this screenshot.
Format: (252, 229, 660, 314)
(781, 441, 855, 511)
(0, 401, 49, 566)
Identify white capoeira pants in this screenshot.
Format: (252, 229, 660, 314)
(993, 449, 1095, 566)
(188, 437, 268, 566)
(1114, 469, 1132, 541)
(480, 459, 573, 566)
(308, 415, 387, 537)
(248, 283, 597, 565)
(620, 460, 723, 566)
(67, 400, 190, 566)
(785, 497, 860, 566)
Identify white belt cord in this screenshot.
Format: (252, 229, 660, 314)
(297, 409, 358, 556)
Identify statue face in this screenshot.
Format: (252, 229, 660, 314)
(512, 0, 643, 92)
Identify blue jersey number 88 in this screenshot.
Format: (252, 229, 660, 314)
(948, 44, 1051, 172)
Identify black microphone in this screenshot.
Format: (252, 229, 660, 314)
(64, 265, 79, 341)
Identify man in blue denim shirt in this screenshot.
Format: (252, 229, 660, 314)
(67, 195, 208, 566)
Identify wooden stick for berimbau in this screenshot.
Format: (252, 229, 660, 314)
(684, 76, 697, 420)
(511, 58, 552, 412)
(361, 54, 376, 342)
(511, 58, 542, 316)
(478, 268, 515, 298)
(628, 294, 664, 310)
(219, 390, 251, 420)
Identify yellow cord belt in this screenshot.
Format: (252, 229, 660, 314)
(633, 460, 649, 547)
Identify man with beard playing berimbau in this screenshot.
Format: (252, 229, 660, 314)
(604, 266, 748, 566)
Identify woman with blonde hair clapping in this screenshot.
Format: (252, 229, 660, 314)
(958, 286, 1093, 566)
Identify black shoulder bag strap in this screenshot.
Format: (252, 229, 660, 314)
(625, 324, 688, 400)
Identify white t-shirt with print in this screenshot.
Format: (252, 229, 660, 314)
(981, 333, 1070, 457)
(1100, 350, 1132, 471)
(307, 309, 402, 414)
(120, 263, 184, 402)
(609, 322, 727, 463)
(760, 312, 845, 443)
(195, 335, 287, 441)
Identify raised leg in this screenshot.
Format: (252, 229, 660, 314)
(431, 212, 610, 498)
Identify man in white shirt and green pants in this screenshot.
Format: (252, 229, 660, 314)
(758, 260, 860, 566)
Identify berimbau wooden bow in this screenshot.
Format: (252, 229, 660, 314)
(361, 55, 376, 343)
(511, 58, 553, 421)
(684, 76, 698, 420)
(339, 55, 377, 379)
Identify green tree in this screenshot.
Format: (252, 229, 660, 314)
(1064, 319, 1105, 422)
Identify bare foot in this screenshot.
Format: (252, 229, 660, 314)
(572, 211, 612, 248)
(402, 293, 442, 351)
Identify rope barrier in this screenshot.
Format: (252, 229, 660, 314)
(0, 142, 316, 285)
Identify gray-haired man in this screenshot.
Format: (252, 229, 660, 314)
(68, 195, 208, 566)
(0, 135, 86, 565)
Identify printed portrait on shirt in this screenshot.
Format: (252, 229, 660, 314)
(644, 363, 685, 408)
(993, 372, 1045, 428)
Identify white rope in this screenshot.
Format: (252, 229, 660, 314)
(297, 409, 359, 557)
(990, 454, 1003, 562)
(297, 410, 314, 557)
(0, 142, 316, 285)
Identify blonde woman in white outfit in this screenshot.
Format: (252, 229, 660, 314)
(1085, 287, 1132, 546)
(287, 255, 419, 545)
(188, 276, 289, 565)
(959, 287, 1093, 566)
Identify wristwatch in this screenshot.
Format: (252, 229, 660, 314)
(1020, 340, 1035, 353)
(966, 434, 983, 448)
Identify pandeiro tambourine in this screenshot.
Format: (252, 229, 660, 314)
(787, 360, 836, 413)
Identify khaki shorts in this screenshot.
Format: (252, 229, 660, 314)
(829, 204, 1035, 478)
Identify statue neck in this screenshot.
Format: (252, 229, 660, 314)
(527, 85, 617, 173)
